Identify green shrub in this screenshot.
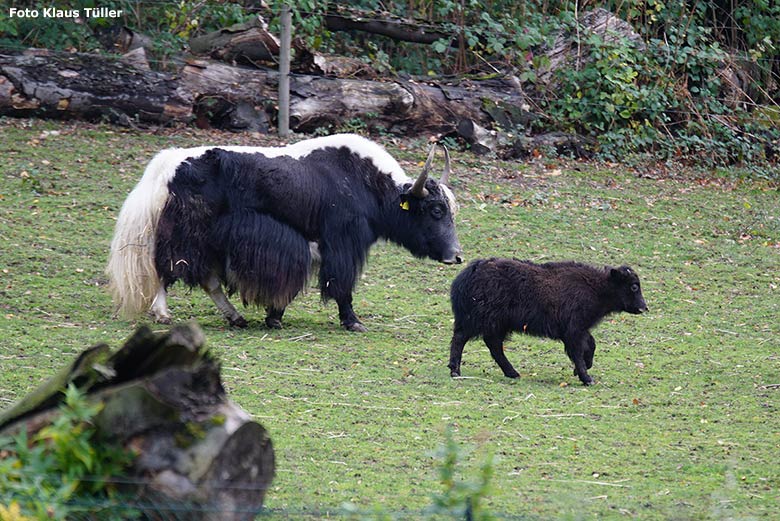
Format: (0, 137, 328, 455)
(0, 385, 134, 520)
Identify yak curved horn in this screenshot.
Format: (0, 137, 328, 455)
(410, 143, 437, 198)
(440, 145, 451, 186)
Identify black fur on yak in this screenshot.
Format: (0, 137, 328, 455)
(108, 134, 461, 332)
(447, 258, 647, 385)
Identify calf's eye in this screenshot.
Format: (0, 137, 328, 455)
(631, 283, 639, 292)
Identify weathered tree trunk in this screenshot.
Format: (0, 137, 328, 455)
(0, 50, 192, 124)
(537, 8, 645, 85)
(1, 49, 545, 149)
(323, 12, 452, 45)
(0, 324, 274, 521)
(179, 58, 532, 134)
(189, 18, 280, 66)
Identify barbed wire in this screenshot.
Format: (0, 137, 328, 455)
(1, 486, 532, 520)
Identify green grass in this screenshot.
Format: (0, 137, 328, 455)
(1, 119, 779, 519)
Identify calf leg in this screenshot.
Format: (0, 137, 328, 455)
(150, 285, 172, 324)
(265, 306, 285, 329)
(574, 333, 597, 377)
(448, 329, 469, 377)
(484, 334, 520, 378)
(584, 333, 596, 369)
(564, 332, 593, 385)
(201, 275, 247, 328)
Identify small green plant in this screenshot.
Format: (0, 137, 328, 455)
(426, 427, 496, 520)
(0, 385, 134, 520)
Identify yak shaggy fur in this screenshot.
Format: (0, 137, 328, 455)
(448, 258, 647, 385)
(107, 134, 461, 331)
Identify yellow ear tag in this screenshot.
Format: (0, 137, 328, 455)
(400, 201, 410, 211)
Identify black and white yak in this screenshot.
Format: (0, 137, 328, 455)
(107, 134, 462, 331)
(447, 258, 647, 385)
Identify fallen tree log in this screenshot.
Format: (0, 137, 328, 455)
(180, 58, 532, 134)
(0, 324, 274, 521)
(0, 49, 536, 141)
(189, 17, 280, 66)
(0, 50, 192, 124)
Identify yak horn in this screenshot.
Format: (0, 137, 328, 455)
(440, 145, 451, 186)
(410, 143, 436, 198)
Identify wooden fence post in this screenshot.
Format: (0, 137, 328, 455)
(278, 4, 292, 137)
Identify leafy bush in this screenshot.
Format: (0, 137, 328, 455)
(0, 0, 777, 167)
(0, 385, 134, 520)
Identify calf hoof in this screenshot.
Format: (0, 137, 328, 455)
(343, 321, 368, 332)
(449, 369, 461, 377)
(229, 316, 249, 328)
(265, 317, 283, 329)
(579, 375, 595, 386)
(505, 371, 520, 379)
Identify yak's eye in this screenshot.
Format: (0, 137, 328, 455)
(630, 283, 639, 293)
(430, 206, 444, 220)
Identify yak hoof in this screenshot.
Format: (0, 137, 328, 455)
(580, 375, 595, 386)
(229, 316, 249, 328)
(505, 371, 520, 379)
(344, 321, 368, 333)
(449, 369, 461, 377)
(265, 317, 283, 329)
(150, 310, 172, 324)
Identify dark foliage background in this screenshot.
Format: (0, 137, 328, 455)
(1, 0, 778, 168)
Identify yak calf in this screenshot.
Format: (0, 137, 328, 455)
(448, 258, 647, 385)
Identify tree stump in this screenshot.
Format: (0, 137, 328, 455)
(0, 324, 274, 521)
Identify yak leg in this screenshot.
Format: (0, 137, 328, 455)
(483, 334, 520, 378)
(265, 306, 285, 329)
(150, 285, 172, 324)
(448, 329, 469, 377)
(564, 333, 594, 385)
(335, 294, 367, 332)
(319, 219, 373, 332)
(201, 275, 248, 328)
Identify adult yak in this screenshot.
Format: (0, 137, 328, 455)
(107, 134, 462, 331)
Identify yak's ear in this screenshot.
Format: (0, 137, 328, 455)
(609, 266, 635, 281)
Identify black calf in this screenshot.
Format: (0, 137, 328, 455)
(448, 258, 647, 385)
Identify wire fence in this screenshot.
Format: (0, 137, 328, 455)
(0, 488, 531, 520)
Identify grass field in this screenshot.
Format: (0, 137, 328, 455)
(1, 119, 778, 519)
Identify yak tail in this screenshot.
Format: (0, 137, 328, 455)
(106, 149, 192, 317)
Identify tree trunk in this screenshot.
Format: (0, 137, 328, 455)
(189, 18, 280, 66)
(180, 58, 532, 134)
(323, 13, 452, 46)
(0, 50, 192, 125)
(0, 324, 274, 521)
(0, 49, 535, 140)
